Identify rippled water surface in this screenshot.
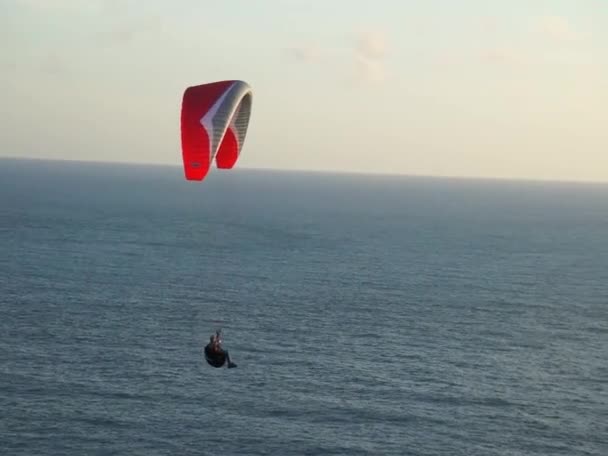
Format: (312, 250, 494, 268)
(1, 158, 607, 455)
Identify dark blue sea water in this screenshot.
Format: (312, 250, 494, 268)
(1, 157, 607, 456)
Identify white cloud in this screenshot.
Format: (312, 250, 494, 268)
(437, 15, 593, 67)
(536, 16, 583, 42)
(353, 29, 389, 83)
(478, 47, 528, 65)
(285, 28, 390, 84)
(354, 29, 388, 60)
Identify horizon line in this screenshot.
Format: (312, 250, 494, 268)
(2, 155, 607, 187)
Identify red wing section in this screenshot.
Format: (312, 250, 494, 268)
(215, 127, 239, 169)
(180, 80, 253, 181)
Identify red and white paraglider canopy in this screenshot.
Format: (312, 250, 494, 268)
(180, 80, 253, 181)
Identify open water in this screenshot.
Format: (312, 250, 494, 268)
(1, 158, 607, 455)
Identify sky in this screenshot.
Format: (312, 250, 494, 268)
(1, 0, 607, 182)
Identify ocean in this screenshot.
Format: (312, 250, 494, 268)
(1, 157, 607, 455)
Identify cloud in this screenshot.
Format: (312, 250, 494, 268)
(353, 29, 389, 83)
(478, 47, 528, 65)
(535, 16, 583, 42)
(284, 28, 390, 84)
(480, 16, 593, 66)
(437, 15, 592, 68)
(354, 29, 388, 60)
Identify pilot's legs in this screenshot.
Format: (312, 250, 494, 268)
(225, 350, 237, 368)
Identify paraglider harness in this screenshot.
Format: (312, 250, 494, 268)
(204, 330, 234, 368)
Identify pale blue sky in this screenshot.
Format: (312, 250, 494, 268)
(2, 0, 607, 182)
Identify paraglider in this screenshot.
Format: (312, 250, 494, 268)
(180, 82, 249, 367)
(204, 330, 237, 368)
(180, 80, 253, 182)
